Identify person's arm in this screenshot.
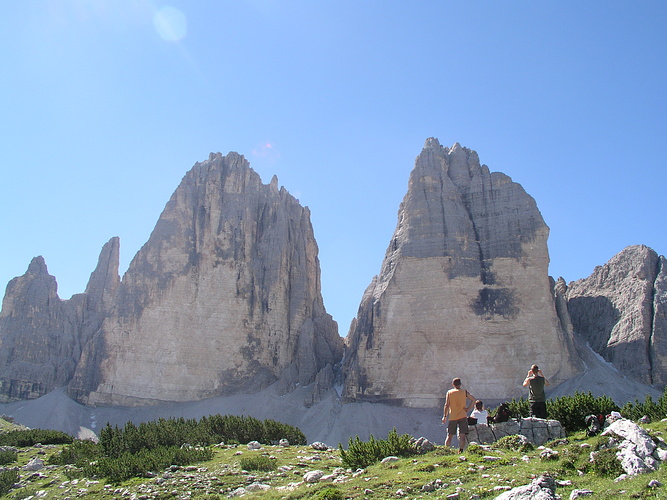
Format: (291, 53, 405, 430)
(523, 370, 533, 387)
(537, 369, 550, 386)
(442, 394, 450, 422)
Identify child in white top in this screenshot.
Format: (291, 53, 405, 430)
(470, 400, 488, 425)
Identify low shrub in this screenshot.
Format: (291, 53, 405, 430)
(239, 455, 276, 471)
(339, 428, 417, 469)
(621, 389, 667, 421)
(0, 448, 17, 465)
(48, 439, 102, 466)
(0, 429, 74, 447)
(465, 443, 484, 456)
(495, 435, 534, 453)
(84, 445, 213, 484)
(99, 414, 306, 458)
(311, 487, 344, 500)
(547, 392, 619, 433)
(0, 468, 19, 496)
(590, 448, 624, 477)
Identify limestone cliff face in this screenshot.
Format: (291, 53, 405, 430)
(0, 238, 120, 403)
(342, 139, 581, 407)
(0, 257, 77, 401)
(69, 152, 343, 405)
(0, 152, 342, 405)
(566, 245, 667, 387)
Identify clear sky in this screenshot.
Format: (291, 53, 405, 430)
(1, 1, 665, 335)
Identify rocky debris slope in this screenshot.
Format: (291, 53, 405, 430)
(565, 245, 667, 388)
(343, 138, 581, 407)
(0, 152, 343, 405)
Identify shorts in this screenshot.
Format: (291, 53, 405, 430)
(447, 418, 469, 435)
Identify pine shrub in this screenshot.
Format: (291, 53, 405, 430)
(547, 392, 619, 433)
(590, 448, 624, 477)
(339, 428, 417, 469)
(621, 389, 667, 421)
(85, 445, 213, 484)
(0, 468, 19, 496)
(239, 455, 277, 471)
(312, 487, 344, 500)
(0, 449, 17, 465)
(0, 429, 74, 447)
(48, 439, 103, 466)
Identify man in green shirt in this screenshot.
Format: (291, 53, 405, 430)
(522, 364, 549, 419)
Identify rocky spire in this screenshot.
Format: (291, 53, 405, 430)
(0, 257, 78, 401)
(69, 152, 343, 405)
(342, 139, 581, 406)
(566, 245, 667, 387)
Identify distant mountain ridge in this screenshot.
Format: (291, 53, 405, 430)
(1, 140, 665, 411)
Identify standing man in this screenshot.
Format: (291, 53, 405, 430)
(442, 378, 476, 453)
(523, 364, 549, 418)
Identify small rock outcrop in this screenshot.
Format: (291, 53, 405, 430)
(601, 418, 665, 475)
(343, 139, 581, 407)
(468, 418, 565, 446)
(566, 245, 667, 387)
(494, 475, 559, 500)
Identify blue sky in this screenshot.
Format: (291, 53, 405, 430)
(1, 1, 666, 334)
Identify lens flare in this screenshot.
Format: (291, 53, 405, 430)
(153, 6, 187, 42)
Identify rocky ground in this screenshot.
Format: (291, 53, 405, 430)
(3, 417, 667, 500)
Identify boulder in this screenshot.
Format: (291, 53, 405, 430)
(494, 475, 559, 500)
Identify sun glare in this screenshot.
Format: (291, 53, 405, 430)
(153, 6, 187, 42)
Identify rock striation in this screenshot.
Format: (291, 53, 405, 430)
(0, 152, 343, 405)
(565, 244, 667, 387)
(342, 138, 581, 407)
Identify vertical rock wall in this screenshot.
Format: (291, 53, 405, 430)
(566, 245, 667, 387)
(342, 139, 581, 407)
(0, 152, 343, 405)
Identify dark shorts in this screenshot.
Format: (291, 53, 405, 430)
(447, 418, 469, 435)
(530, 401, 547, 419)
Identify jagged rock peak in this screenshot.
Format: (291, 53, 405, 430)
(26, 256, 49, 276)
(566, 245, 667, 387)
(68, 151, 343, 406)
(343, 139, 581, 407)
(0, 257, 77, 401)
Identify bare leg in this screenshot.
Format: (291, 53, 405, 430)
(459, 433, 467, 452)
(445, 433, 454, 447)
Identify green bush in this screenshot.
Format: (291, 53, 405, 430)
(339, 428, 417, 469)
(239, 455, 277, 471)
(84, 445, 213, 484)
(495, 435, 534, 453)
(590, 448, 624, 477)
(0, 468, 19, 496)
(621, 389, 667, 421)
(489, 398, 529, 421)
(99, 414, 306, 458)
(547, 392, 619, 433)
(0, 449, 17, 465)
(311, 487, 344, 500)
(0, 429, 74, 447)
(48, 439, 103, 466)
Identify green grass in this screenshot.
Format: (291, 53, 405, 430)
(2, 422, 667, 499)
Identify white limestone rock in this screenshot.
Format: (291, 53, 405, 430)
(343, 139, 581, 407)
(67, 152, 343, 405)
